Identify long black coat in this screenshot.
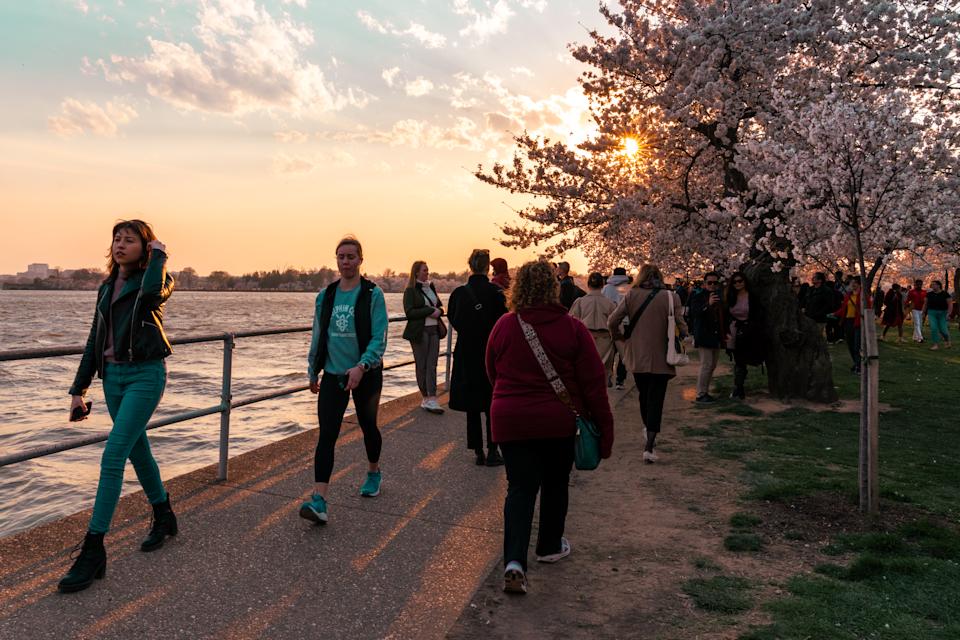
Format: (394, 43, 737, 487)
(688, 289, 725, 349)
(447, 275, 507, 412)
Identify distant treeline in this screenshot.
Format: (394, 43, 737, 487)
(1, 267, 476, 294)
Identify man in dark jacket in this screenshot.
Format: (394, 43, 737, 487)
(688, 271, 725, 403)
(556, 261, 586, 310)
(803, 272, 836, 335)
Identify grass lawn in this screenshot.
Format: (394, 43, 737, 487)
(690, 324, 960, 639)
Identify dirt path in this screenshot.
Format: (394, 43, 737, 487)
(445, 365, 815, 640)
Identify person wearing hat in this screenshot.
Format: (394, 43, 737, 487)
(491, 258, 511, 290)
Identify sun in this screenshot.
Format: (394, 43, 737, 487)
(621, 137, 641, 156)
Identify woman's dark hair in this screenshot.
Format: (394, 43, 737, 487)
(725, 270, 749, 302)
(587, 272, 604, 289)
(105, 219, 156, 282)
(932, 280, 942, 288)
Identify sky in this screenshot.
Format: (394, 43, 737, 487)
(0, 0, 613, 276)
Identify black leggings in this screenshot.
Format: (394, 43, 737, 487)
(633, 372, 671, 434)
(314, 369, 383, 483)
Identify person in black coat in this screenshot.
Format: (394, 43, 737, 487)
(556, 261, 586, 310)
(447, 249, 508, 465)
(688, 271, 726, 403)
(803, 272, 836, 334)
(725, 271, 764, 400)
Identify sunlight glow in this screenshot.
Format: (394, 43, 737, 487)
(622, 137, 641, 156)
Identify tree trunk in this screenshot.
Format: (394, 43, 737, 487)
(743, 255, 838, 403)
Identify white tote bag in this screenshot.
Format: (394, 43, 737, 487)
(666, 291, 690, 366)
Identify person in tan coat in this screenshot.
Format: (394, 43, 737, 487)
(607, 264, 687, 463)
(569, 272, 617, 378)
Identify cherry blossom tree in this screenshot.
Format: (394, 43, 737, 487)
(478, 0, 960, 411)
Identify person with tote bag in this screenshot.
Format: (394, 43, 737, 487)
(608, 264, 687, 464)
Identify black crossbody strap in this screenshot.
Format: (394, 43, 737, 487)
(462, 283, 483, 311)
(622, 289, 660, 339)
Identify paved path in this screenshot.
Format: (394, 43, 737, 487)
(0, 391, 507, 640)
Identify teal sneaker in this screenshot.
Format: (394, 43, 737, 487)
(360, 471, 382, 497)
(298, 493, 328, 525)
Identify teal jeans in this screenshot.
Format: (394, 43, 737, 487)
(929, 310, 950, 345)
(89, 360, 168, 534)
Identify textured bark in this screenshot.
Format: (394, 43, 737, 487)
(743, 256, 838, 403)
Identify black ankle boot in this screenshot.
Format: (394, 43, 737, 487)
(58, 532, 106, 593)
(485, 448, 504, 467)
(141, 495, 178, 552)
(475, 448, 486, 465)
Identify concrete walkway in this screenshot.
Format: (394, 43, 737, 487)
(0, 391, 509, 640)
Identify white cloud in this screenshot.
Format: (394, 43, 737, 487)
(72, 0, 90, 15)
(273, 148, 358, 174)
(404, 77, 434, 97)
(356, 10, 447, 49)
(510, 66, 534, 77)
(453, 0, 514, 44)
(48, 98, 138, 137)
(282, 0, 307, 7)
(381, 66, 401, 87)
(97, 1, 365, 117)
(274, 129, 308, 144)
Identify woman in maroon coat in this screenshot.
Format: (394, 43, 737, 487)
(485, 261, 614, 595)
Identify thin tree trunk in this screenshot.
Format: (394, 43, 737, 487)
(743, 255, 837, 403)
(855, 236, 881, 516)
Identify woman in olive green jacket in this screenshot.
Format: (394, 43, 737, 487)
(403, 261, 445, 414)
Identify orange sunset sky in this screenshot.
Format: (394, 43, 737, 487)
(0, 1, 616, 277)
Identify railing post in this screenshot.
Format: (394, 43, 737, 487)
(444, 327, 453, 388)
(217, 333, 235, 481)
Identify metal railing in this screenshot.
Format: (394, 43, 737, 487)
(0, 316, 455, 480)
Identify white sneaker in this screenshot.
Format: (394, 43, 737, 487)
(425, 399, 445, 414)
(536, 537, 571, 563)
(643, 450, 658, 464)
(503, 561, 527, 594)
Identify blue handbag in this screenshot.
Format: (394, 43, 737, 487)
(517, 315, 602, 471)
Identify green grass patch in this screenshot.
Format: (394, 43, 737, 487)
(730, 512, 763, 529)
(693, 556, 722, 571)
(724, 533, 764, 552)
(682, 575, 753, 614)
(689, 327, 960, 639)
(718, 403, 764, 417)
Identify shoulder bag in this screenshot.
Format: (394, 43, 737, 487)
(666, 291, 690, 366)
(516, 314, 601, 471)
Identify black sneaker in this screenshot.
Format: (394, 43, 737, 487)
(695, 393, 716, 404)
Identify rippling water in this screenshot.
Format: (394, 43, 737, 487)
(0, 290, 448, 538)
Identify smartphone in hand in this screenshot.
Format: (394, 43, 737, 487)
(70, 401, 93, 422)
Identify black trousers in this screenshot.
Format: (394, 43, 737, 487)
(500, 437, 575, 571)
(633, 372, 671, 433)
(616, 356, 627, 385)
(466, 410, 493, 451)
(314, 369, 383, 483)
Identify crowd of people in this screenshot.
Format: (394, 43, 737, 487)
(58, 219, 954, 598)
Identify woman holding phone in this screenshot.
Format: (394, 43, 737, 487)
(59, 219, 177, 593)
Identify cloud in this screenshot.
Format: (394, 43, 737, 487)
(356, 10, 447, 48)
(72, 0, 89, 15)
(510, 66, 534, 77)
(274, 129, 308, 143)
(282, 0, 307, 6)
(381, 66, 401, 87)
(453, 0, 514, 43)
(48, 98, 138, 137)
(97, 0, 365, 117)
(404, 77, 434, 97)
(273, 149, 358, 174)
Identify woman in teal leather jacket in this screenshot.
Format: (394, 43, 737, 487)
(58, 219, 177, 594)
